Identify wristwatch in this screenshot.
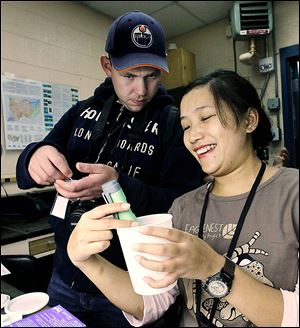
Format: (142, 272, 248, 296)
(203, 256, 235, 298)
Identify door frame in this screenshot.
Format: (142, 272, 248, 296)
(279, 44, 299, 168)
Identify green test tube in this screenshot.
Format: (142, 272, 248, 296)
(102, 180, 137, 221)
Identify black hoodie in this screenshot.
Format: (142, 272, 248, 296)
(16, 78, 205, 293)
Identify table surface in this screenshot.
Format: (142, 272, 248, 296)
(1, 280, 23, 299)
(1, 190, 56, 245)
(1, 216, 53, 245)
(1, 280, 50, 314)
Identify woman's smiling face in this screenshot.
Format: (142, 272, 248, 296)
(180, 85, 251, 177)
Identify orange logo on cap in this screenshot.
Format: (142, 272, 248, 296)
(139, 25, 146, 33)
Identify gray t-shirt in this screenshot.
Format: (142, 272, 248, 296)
(169, 167, 299, 327)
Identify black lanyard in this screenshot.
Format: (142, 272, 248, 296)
(196, 161, 266, 327)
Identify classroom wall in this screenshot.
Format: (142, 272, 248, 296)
(168, 0, 299, 163)
(1, 1, 113, 195)
(1, 1, 299, 196)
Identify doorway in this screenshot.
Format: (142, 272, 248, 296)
(280, 44, 299, 168)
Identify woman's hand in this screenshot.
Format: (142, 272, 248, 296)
(67, 202, 135, 267)
(134, 226, 224, 288)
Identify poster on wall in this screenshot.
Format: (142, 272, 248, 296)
(1, 75, 79, 150)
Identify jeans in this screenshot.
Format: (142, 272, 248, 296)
(47, 269, 132, 327)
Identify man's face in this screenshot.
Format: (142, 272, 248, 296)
(102, 57, 162, 112)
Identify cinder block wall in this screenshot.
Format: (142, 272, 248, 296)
(1, 1, 299, 195)
(168, 1, 299, 163)
(1, 1, 113, 194)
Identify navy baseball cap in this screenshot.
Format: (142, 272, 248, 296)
(105, 11, 169, 73)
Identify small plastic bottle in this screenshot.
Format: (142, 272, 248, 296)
(102, 180, 137, 221)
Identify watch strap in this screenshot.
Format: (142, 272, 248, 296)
(221, 256, 235, 280)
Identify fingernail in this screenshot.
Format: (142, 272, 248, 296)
(121, 203, 130, 209)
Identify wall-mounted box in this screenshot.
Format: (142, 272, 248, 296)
(259, 57, 274, 74)
(267, 97, 280, 111)
(161, 48, 196, 90)
(272, 127, 281, 141)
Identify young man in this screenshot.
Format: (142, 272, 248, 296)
(16, 11, 204, 327)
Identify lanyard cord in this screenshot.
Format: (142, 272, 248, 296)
(94, 99, 150, 169)
(94, 116, 130, 164)
(196, 161, 266, 327)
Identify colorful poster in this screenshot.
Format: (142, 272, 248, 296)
(1, 75, 79, 150)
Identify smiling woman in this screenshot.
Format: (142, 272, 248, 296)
(180, 69, 273, 178)
(67, 69, 299, 328)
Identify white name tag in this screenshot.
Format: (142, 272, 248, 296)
(50, 193, 69, 219)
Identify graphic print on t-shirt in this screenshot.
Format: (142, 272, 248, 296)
(183, 231, 273, 326)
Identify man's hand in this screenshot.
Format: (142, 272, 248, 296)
(54, 163, 119, 200)
(273, 147, 289, 168)
(28, 145, 72, 185)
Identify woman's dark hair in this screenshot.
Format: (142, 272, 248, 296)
(181, 69, 273, 150)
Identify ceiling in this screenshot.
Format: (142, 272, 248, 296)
(80, 1, 235, 39)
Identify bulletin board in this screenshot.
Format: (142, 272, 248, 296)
(1, 75, 79, 150)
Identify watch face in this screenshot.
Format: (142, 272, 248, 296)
(207, 280, 229, 298)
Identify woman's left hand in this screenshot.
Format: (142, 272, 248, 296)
(67, 202, 135, 267)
